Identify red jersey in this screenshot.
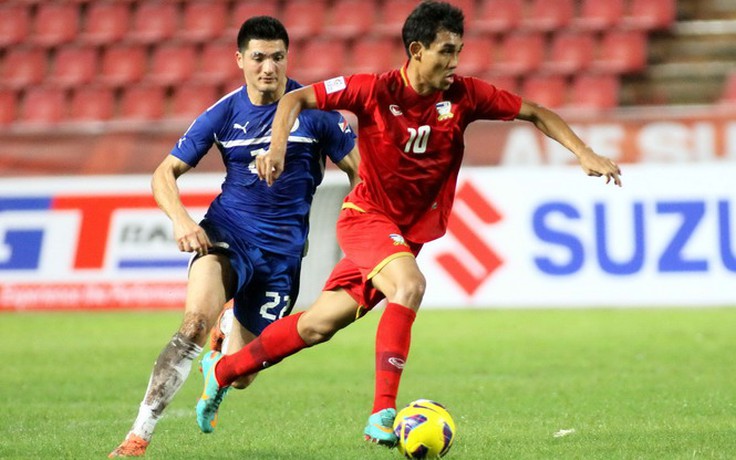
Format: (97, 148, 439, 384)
(313, 64, 522, 243)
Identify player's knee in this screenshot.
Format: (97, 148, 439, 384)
(297, 318, 339, 345)
(178, 311, 211, 344)
(393, 273, 426, 308)
(231, 373, 257, 389)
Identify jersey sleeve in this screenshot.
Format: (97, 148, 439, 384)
(169, 111, 218, 167)
(316, 111, 357, 164)
(313, 74, 375, 114)
(466, 77, 523, 122)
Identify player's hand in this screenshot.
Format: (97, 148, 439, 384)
(256, 148, 285, 186)
(174, 220, 212, 256)
(578, 148, 622, 187)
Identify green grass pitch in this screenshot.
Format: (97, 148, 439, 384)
(1, 307, 735, 459)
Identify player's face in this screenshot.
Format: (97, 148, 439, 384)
(417, 30, 462, 92)
(237, 39, 288, 100)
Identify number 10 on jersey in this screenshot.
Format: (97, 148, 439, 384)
(405, 125, 431, 154)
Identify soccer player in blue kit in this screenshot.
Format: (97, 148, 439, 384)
(109, 16, 359, 457)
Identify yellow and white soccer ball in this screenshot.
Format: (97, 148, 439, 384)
(393, 399, 456, 459)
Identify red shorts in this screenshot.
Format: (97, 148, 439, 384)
(323, 207, 422, 312)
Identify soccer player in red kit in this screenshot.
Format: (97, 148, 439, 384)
(197, 0, 622, 447)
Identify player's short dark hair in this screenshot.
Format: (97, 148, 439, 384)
(237, 16, 289, 51)
(401, 1, 464, 57)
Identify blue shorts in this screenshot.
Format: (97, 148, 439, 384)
(199, 219, 302, 336)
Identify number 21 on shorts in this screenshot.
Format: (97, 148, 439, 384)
(405, 125, 431, 154)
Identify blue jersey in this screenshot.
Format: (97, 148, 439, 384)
(171, 79, 356, 256)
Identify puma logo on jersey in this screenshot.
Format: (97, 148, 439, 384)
(233, 122, 249, 134)
(389, 105, 403, 116)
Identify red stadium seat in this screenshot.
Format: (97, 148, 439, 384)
(283, 0, 326, 41)
(20, 87, 67, 124)
(345, 37, 404, 75)
(2, 47, 47, 89)
(79, 2, 132, 45)
(457, 34, 494, 77)
(374, 0, 418, 36)
(290, 39, 346, 84)
(99, 44, 147, 87)
(622, 0, 676, 30)
(473, 0, 523, 34)
(69, 85, 115, 121)
(591, 29, 647, 74)
(493, 32, 545, 76)
(47, 46, 98, 88)
(447, 0, 476, 17)
(179, 0, 227, 42)
(485, 75, 518, 94)
(120, 85, 166, 121)
(32, 3, 79, 47)
(0, 89, 18, 124)
(568, 73, 619, 110)
(147, 43, 197, 85)
(521, 74, 567, 108)
(194, 41, 241, 85)
(0, 4, 30, 47)
(522, 0, 574, 32)
(229, 1, 280, 37)
(129, 1, 178, 43)
(541, 31, 595, 75)
(322, 0, 377, 39)
(572, 0, 624, 31)
(171, 83, 220, 120)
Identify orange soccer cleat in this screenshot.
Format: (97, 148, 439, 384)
(108, 433, 149, 457)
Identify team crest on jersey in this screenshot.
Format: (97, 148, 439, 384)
(435, 101, 454, 120)
(389, 104, 403, 116)
(389, 233, 409, 247)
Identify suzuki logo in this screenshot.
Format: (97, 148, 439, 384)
(435, 181, 503, 295)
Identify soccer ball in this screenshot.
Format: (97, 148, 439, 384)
(393, 399, 456, 459)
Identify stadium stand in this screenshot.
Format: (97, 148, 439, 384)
(171, 83, 220, 120)
(472, 0, 523, 34)
(0, 0, 716, 126)
(128, 0, 178, 44)
(0, 88, 17, 125)
(322, 0, 378, 39)
(69, 85, 116, 121)
(572, 0, 625, 31)
(0, 3, 30, 47)
(544, 31, 596, 75)
(99, 44, 148, 87)
(179, 0, 228, 43)
(20, 87, 67, 124)
(47, 46, 98, 88)
(147, 42, 197, 86)
(31, 3, 79, 47)
(521, 74, 567, 108)
(569, 73, 620, 110)
(522, 0, 575, 32)
(2, 47, 47, 90)
(119, 85, 166, 121)
(78, 2, 132, 45)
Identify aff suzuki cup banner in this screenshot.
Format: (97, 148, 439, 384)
(1, 163, 734, 310)
(420, 163, 735, 308)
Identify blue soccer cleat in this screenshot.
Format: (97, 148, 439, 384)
(196, 351, 230, 433)
(363, 408, 398, 447)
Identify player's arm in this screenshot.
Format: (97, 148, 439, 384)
(516, 100, 622, 186)
(151, 155, 212, 255)
(335, 146, 361, 189)
(257, 86, 319, 186)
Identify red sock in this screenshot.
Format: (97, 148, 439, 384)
(373, 302, 416, 413)
(215, 311, 307, 386)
